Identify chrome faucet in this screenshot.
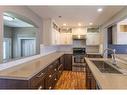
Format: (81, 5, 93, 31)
(103, 48, 117, 65)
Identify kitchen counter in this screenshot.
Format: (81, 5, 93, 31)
(86, 53, 102, 55)
(0, 51, 72, 80)
(85, 57, 127, 89)
(116, 54, 127, 62)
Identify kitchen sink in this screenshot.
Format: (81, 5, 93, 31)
(91, 60, 122, 74)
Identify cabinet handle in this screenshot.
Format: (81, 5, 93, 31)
(38, 86, 42, 90)
(49, 75, 52, 78)
(54, 69, 57, 71)
(36, 73, 44, 78)
(49, 86, 52, 89)
(58, 64, 62, 70)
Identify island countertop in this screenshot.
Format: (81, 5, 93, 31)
(85, 58, 127, 89)
(0, 52, 72, 80)
(116, 54, 127, 62)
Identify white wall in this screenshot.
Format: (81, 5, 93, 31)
(57, 45, 73, 52)
(100, 7, 127, 51)
(40, 44, 58, 56)
(117, 21, 127, 44)
(112, 25, 117, 44)
(0, 6, 43, 63)
(12, 27, 37, 58)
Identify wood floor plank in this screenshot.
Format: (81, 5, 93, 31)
(54, 71, 86, 89)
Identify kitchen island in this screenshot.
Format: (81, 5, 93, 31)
(85, 57, 127, 89)
(0, 51, 72, 89)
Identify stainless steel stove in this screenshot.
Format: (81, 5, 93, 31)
(72, 48, 86, 72)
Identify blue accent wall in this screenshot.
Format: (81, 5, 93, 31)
(108, 44, 127, 54)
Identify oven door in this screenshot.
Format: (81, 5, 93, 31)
(74, 56, 85, 63)
(73, 48, 86, 55)
(72, 56, 86, 72)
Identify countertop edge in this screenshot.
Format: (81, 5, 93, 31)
(0, 51, 72, 80)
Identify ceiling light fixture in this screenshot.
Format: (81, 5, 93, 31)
(78, 23, 81, 26)
(89, 22, 93, 25)
(97, 8, 103, 12)
(3, 15, 15, 21)
(63, 23, 67, 26)
(58, 16, 62, 18)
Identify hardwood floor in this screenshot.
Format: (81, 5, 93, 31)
(54, 71, 86, 89)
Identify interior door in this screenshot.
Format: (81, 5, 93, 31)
(3, 38, 11, 60)
(21, 39, 36, 57)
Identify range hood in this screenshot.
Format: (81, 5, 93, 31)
(72, 35, 86, 40)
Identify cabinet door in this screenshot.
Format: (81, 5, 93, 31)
(86, 33, 100, 45)
(59, 32, 72, 45)
(30, 69, 46, 89)
(60, 55, 65, 65)
(66, 33, 72, 44)
(56, 30, 60, 44)
(86, 54, 102, 58)
(86, 64, 99, 89)
(58, 64, 64, 79)
(52, 29, 56, 45)
(64, 54, 72, 71)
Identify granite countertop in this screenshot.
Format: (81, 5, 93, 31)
(85, 58, 127, 89)
(116, 54, 127, 62)
(0, 51, 72, 80)
(86, 52, 102, 55)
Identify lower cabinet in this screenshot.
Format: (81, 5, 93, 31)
(0, 55, 65, 89)
(64, 54, 72, 71)
(86, 54, 102, 58)
(30, 68, 46, 89)
(86, 64, 99, 89)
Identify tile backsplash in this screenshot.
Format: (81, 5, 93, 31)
(40, 44, 58, 56)
(40, 44, 100, 56)
(57, 45, 73, 52)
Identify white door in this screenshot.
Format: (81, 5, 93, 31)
(3, 38, 11, 60)
(21, 39, 36, 57)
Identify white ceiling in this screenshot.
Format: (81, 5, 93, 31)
(29, 6, 124, 27)
(4, 13, 34, 27)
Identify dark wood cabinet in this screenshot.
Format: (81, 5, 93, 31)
(30, 68, 46, 89)
(86, 64, 99, 89)
(0, 79, 28, 89)
(45, 60, 59, 89)
(0, 68, 47, 89)
(64, 54, 72, 71)
(45, 56, 64, 89)
(0, 55, 65, 89)
(86, 54, 102, 58)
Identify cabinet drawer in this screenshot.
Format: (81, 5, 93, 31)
(58, 64, 63, 78)
(30, 69, 46, 88)
(45, 73, 58, 89)
(60, 55, 64, 64)
(47, 60, 59, 75)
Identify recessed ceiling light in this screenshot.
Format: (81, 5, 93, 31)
(3, 15, 15, 21)
(58, 16, 62, 18)
(97, 8, 103, 12)
(89, 22, 93, 25)
(78, 23, 81, 26)
(63, 23, 66, 26)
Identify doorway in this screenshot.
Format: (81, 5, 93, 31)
(3, 38, 12, 60)
(21, 39, 36, 57)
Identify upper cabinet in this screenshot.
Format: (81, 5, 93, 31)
(42, 19, 100, 46)
(59, 28, 72, 45)
(86, 27, 100, 46)
(42, 19, 60, 45)
(72, 28, 87, 35)
(42, 19, 72, 45)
